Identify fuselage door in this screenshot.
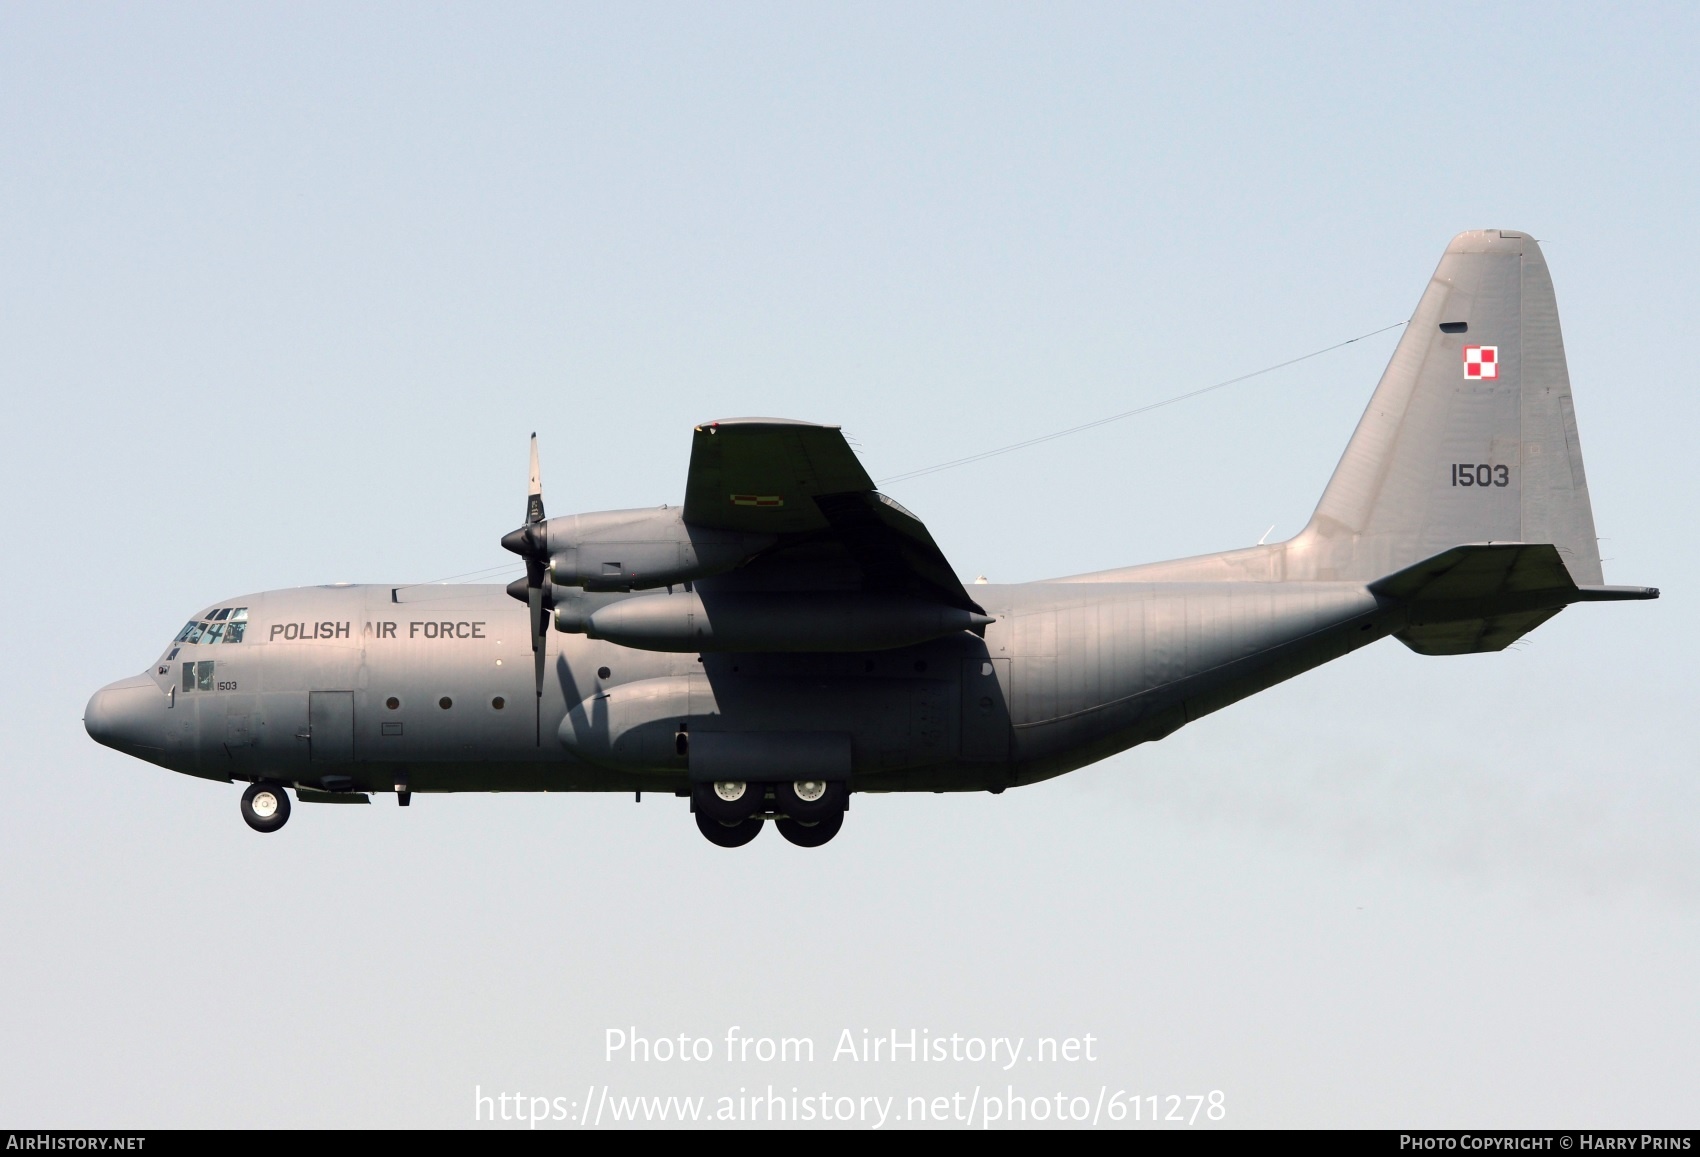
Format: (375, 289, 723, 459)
(308, 691, 355, 764)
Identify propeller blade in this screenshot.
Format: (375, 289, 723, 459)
(526, 432, 545, 524)
(501, 433, 552, 745)
(528, 577, 546, 745)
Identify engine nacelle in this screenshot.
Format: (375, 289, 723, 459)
(559, 589, 993, 653)
(542, 507, 773, 591)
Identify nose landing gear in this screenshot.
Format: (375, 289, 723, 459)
(241, 781, 291, 833)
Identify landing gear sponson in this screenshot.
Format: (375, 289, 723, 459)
(691, 779, 848, 848)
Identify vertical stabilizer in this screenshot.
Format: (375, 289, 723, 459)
(1300, 229, 1602, 583)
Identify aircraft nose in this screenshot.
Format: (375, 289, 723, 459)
(85, 674, 169, 755)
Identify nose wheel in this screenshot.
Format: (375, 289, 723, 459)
(241, 781, 291, 833)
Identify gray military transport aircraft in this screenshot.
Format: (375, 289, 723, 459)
(85, 230, 1657, 847)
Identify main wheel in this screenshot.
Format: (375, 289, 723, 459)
(241, 781, 291, 833)
(692, 780, 766, 823)
(695, 810, 763, 848)
(775, 809, 843, 848)
(775, 779, 846, 822)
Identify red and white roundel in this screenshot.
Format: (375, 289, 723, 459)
(1463, 345, 1499, 380)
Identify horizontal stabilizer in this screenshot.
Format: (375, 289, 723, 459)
(1573, 585, 1662, 602)
(1370, 542, 1576, 603)
(1370, 543, 1658, 655)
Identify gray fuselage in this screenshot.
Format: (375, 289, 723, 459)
(89, 574, 1387, 796)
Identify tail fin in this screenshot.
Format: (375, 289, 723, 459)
(1298, 229, 1602, 583)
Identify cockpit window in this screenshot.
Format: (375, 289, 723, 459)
(172, 607, 248, 645)
(182, 660, 216, 692)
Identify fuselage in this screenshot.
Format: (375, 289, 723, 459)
(86, 575, 1390, 796)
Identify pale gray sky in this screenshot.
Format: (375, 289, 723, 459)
(3, 1, 1696, 1127)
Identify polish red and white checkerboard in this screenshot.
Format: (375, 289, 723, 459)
(1463, 345, 1499, 380)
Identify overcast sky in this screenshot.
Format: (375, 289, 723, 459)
(3, 1, 1696, 1128)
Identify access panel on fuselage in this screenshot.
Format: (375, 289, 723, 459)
(309, 691, 354, 764)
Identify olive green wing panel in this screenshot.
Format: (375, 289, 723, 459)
(682, 418, 875, 534)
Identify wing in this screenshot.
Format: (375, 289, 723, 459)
(683, 418, 982, 613)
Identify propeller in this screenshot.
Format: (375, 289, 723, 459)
(500, 433, 550, 744)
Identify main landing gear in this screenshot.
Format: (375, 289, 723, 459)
(690, 780, 848, 848)
(241, 781, 291, 833)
